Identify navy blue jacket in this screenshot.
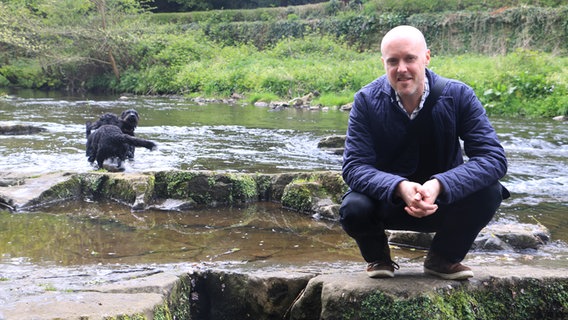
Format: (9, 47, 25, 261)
(342, 69, 508, 205)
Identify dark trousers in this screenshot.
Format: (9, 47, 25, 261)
(339, 181, 504, 263)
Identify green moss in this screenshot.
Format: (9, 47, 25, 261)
(280, 172, 347, 213)
(164, 274, 193, 320)
(281, 181, 317, 212)
(107, 178, 137, 203)
(36, 175, 82, 204)
(207, 176, 216, 188)
(81, 173, 109, 198)
(154, 171, 198, 198)
(168, 172, 197, 198)
(228, 173, 257, 203)
(348, 279, 568, 320)
(102, 314, 147, 320)
(254, 174, 273, 200)
(153, 303, 173, 320)
(310, 172, 348, 202)
(39, 283, 57, 292)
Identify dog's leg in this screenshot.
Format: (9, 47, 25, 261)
(116, 158, 123, 168)
(96, 154, 105, 170)
(127, 145, 135, 160)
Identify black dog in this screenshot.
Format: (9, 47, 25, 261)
(86, 109, 140, 159)
(86, 125, 157, 170)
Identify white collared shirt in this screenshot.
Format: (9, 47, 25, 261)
(395, 77, 430, 120)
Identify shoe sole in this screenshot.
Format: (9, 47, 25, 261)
(367, 270, 394, 278)
(424, 267, 473, 280)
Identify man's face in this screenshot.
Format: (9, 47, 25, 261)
(381, 36, 430, 101)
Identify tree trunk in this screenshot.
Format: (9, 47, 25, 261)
(93, 0, 120, 81)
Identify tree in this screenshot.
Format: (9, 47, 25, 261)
(0, 0, 149, 91)
(148, 0, 328, 12)
(92, 0, 120, 80)
(0, 2, 44, 59)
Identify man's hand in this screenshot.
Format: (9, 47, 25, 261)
(396, 179, 442, 218)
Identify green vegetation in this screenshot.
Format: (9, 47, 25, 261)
(153, 171, 198, 198)
(39, 283, 57, 291)
(227, 174, 258, 203)
(432, 50, 568, 117)
(346, 279, 568, 320)
(1, 0, 568, 117)
(102, 314, 148, 320)
(282, 180, 317, 212)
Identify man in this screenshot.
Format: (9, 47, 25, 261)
(340, 25, 509, 280)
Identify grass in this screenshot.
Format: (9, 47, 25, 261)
(116, 27, 568, 117)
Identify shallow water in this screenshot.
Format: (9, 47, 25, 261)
(0, 92, 344, 174)
(0, 201, 362, 266)
(0, 90, 567, 267)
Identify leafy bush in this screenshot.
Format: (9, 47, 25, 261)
(0, 60, 61, 89)
(0, 74, 10, 87)
(2, 0, 568, 118)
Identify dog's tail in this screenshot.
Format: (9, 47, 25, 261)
(123, 135, 157, 151)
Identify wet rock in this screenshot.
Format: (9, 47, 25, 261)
(254, 101, 270, 107)
(317, 135, 345, 155)
(340, 102, 353, 111)
(269, 101, 289, 110)
(0, 263, 184, 320)
(280, 172, 347, 217)
(81, 172, 155, 210)
(181, 269, 313, 320)
(388, 231, 435, 249)
(288, 91, 319, 108)
(229, 92, 243, 100)
(387, 222, 551, 252)
(288, 266, 568, 320)
(2, 261, 568, 320)
(153, 170, 259, 207)
(282, 181, 322, 213)
(0, 172, 80, 211)
(474, 233, 515, 251)
(480, 223, 551, 250)
(268, 172, 303, 200)
(0, 124, 46, 135)
(312, 198, 340, 220)
(317, 135, 345, 149)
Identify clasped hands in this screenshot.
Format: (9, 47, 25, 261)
(396, 179, 442, 218)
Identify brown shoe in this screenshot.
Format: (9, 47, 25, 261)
(424, 252, 474, 280)
(366, 260, 400, 278)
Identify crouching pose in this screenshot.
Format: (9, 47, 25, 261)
(340, 25, 509, 280)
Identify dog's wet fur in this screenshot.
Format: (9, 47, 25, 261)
(86, 125, 156, 170)
(86, 109, 140, 159)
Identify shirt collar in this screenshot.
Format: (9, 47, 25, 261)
(395, 77, 430, 120)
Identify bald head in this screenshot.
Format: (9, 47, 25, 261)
(380, 25, 428, 56)
(380, 25, 431, 109)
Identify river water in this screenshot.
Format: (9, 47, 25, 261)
(0, 90, 566, 267)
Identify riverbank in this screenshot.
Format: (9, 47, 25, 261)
(2, 3, 568, 118)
